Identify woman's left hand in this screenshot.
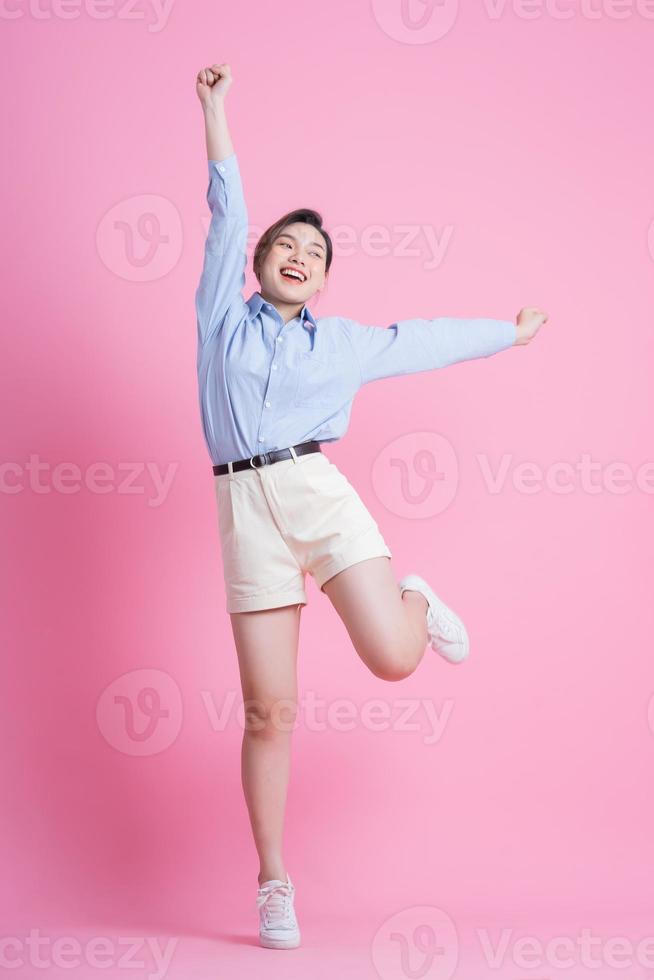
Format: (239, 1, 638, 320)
(515, 307, 549, 345)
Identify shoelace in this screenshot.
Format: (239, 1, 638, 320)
(256, 881, 295, 927)
(428, 606, 458, 639)
(402, 586, 457, 640)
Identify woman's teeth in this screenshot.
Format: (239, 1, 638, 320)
(280, 269, 305, 283)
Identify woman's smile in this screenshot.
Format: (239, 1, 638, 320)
(279, 266, 307, 285)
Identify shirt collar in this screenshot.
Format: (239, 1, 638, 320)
(247, 291, 317, 331)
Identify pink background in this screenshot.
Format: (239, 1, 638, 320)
(2, 1, 654, 977)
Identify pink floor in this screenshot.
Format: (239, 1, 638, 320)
(5, 910, 654, 979)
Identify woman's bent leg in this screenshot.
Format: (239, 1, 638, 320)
(321, 557, 428, 680)
(229, 602, 302, 885)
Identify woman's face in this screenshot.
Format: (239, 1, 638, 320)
(259, 221, 328, 305)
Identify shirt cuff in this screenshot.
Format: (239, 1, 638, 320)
(208, 153, 240, 178)
(498, 319, 517, 350)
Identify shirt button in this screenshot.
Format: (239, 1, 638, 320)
(219, 165, 225, 172)
(277, 336, 284, 344)
(272, 364, 278, 371)
(264, 401, 271, 408)
(259, 436, 264, 441)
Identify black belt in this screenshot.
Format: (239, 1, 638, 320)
(212, 440, 322, 476)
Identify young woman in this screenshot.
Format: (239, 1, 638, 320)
(195, 62, 547, 950)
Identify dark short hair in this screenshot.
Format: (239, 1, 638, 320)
(253, 208, 333, 283)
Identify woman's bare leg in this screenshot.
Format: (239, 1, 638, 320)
(320, 557, 429, 680)
(229, 602, 302, 885)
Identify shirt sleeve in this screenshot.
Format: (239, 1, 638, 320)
(195, 153, 248, 346)
(344, 315, 517, 385)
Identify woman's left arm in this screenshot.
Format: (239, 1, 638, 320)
(343, 307, 548, 385)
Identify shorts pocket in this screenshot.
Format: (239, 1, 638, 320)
(215, 478, 234, 539)
(299, 457, 352, 496)
(215, 477, 254, 590)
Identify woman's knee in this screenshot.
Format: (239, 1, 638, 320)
(243, 697, 299, 736)
(361, 635, 419, 682)
(371, 660, 413, 682)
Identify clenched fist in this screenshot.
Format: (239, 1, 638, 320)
(515, 307, 548, 345)
(196, 63, 233, 109)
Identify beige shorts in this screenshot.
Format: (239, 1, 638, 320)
(213, 449, 392, 613)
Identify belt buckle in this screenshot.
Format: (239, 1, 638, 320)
(249, 453, 267, 469)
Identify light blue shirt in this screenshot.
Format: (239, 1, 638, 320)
(195, 153, 517, 466)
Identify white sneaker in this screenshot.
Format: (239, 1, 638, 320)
(256, 873, 301, 949)
(399, 573, 470, 663)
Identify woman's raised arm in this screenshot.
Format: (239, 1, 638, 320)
(196, 63, 235, 161)
(194, 63, 248, 346)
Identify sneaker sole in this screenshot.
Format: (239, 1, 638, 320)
(259, 931, 301, 949)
